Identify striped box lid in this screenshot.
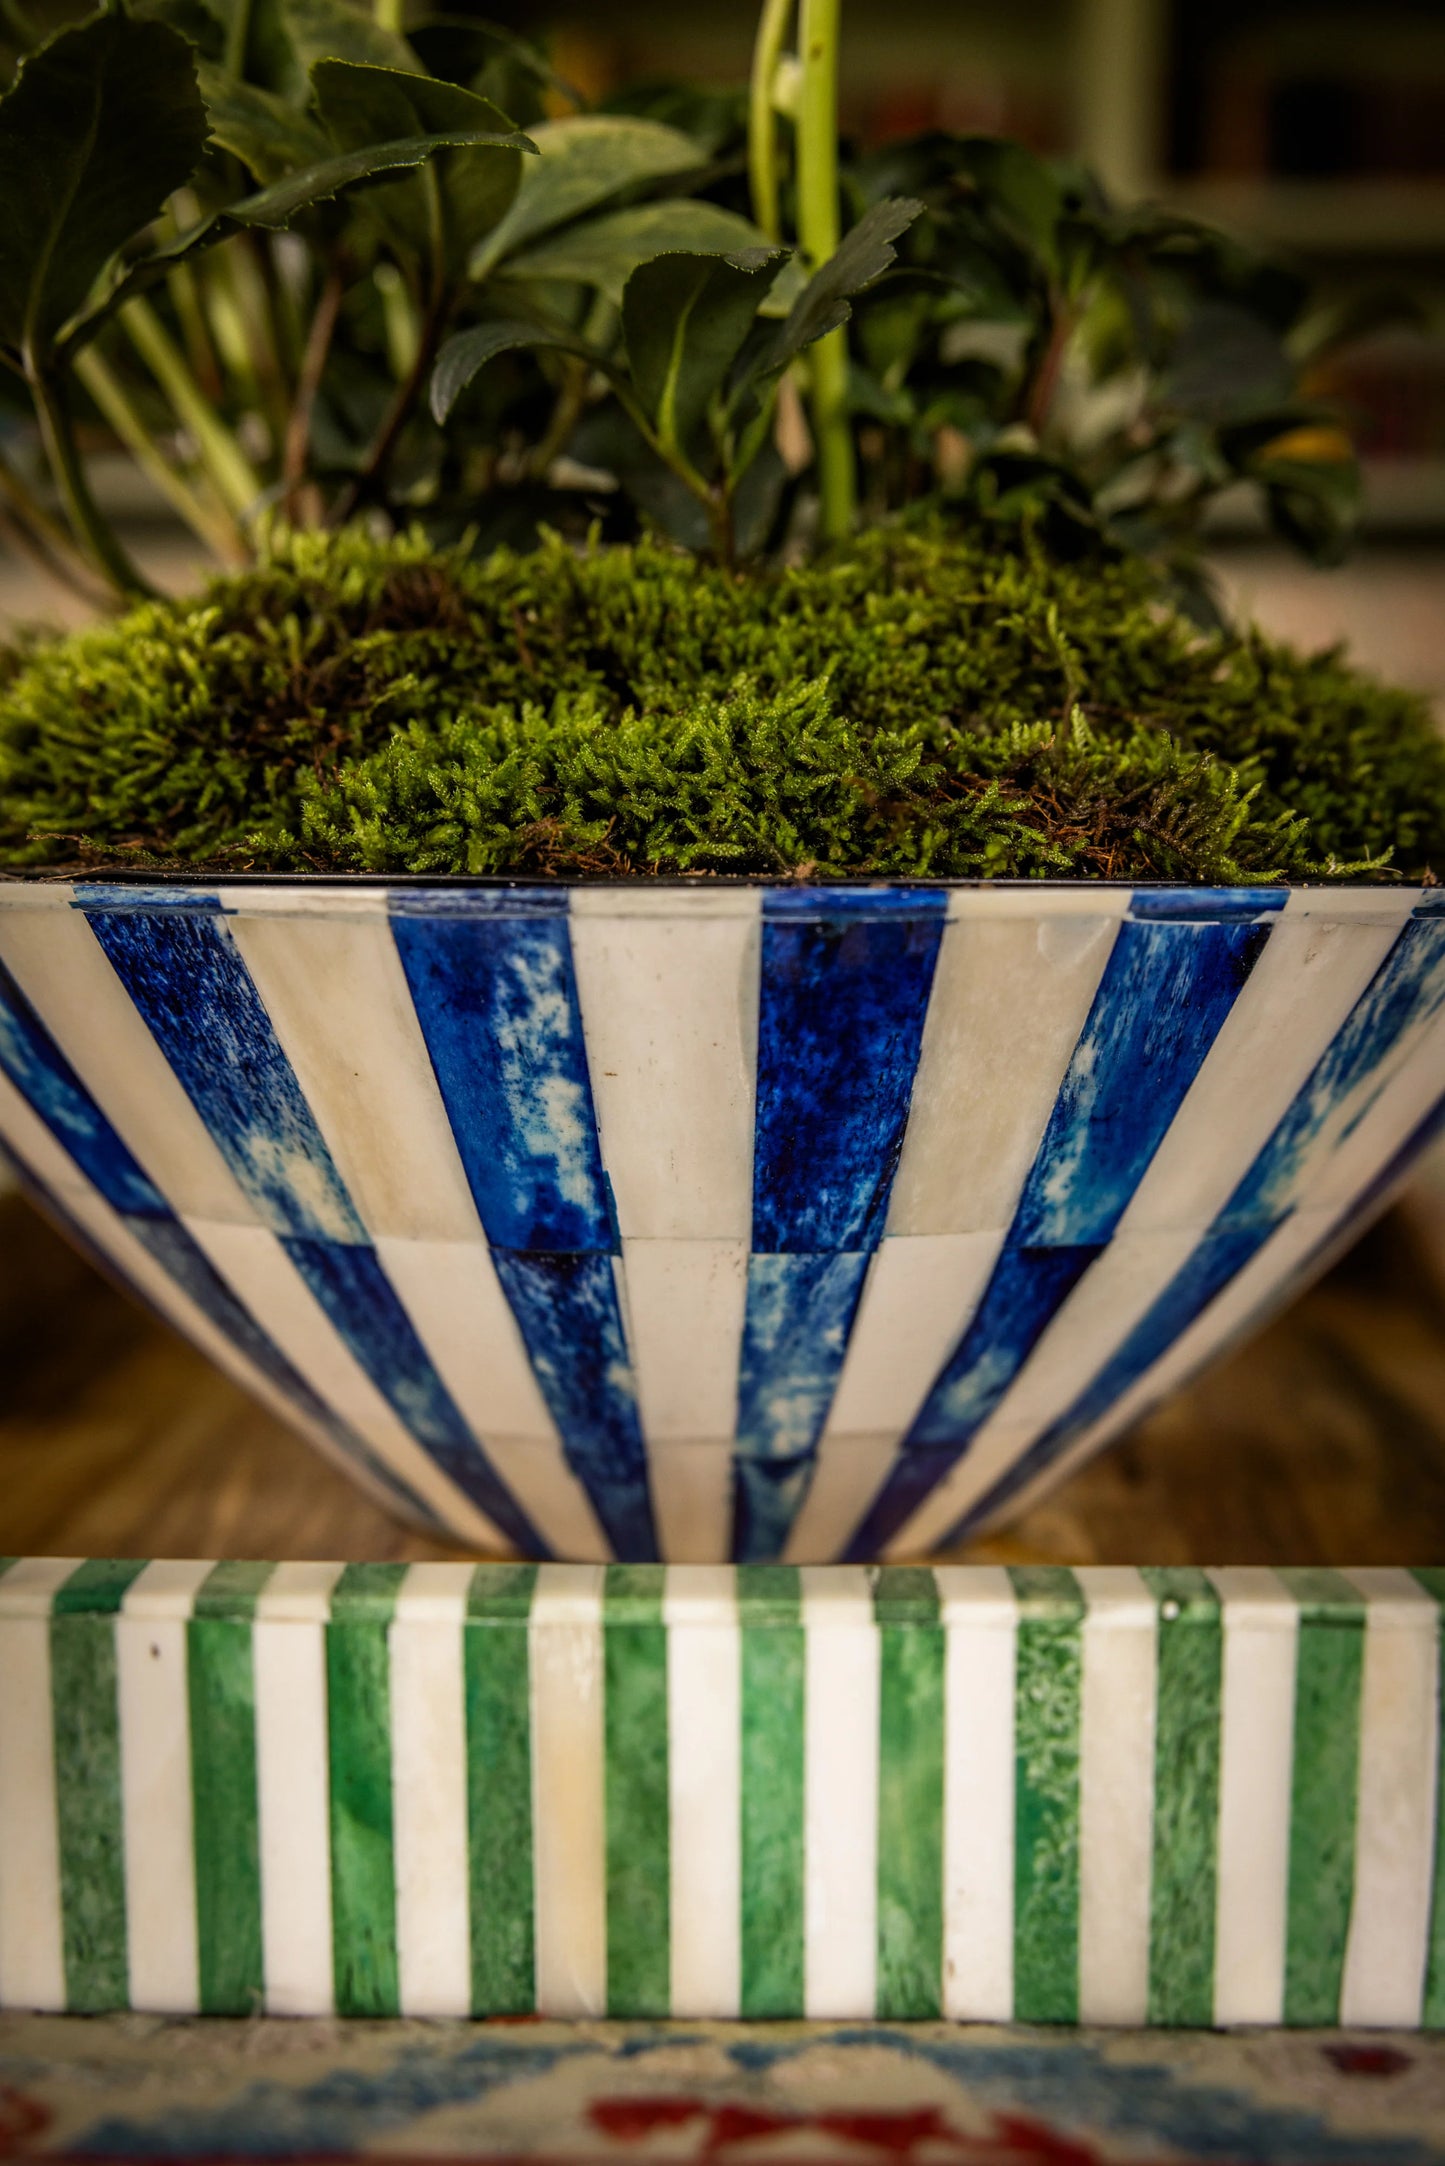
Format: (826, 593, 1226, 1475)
(1, 1558, 1441, 2026)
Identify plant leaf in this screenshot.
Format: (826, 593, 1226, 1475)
(430, 315, 610, 422)
(508, 200, 772, 308)
(312, 60, 523, 274)
(198, 61, 329, 180)
(772, 196, 926, 372)
(0, 10, 210, 363)
(64, 127, 533, 359)
(622, 248, 783, 454)
(470, 114, 704, 280)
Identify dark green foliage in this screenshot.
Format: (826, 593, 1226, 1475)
(2, 523, 1442, 883)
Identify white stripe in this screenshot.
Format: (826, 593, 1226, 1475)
(993, 994, 1445, 1533)
(226, 909, 592, 1547)
(370, 1236, 558, 1446)
(373, 1234, 607, 1559)
(1340, 1568, 1439, 2028)
(0, 1558, 82, 2010)
(390, 1563, 474, 2018)
(253, 1560, 345, 2016)
(886, 899, 1126, 1236)
(0, 1073, 414, 1528)
(801, 1565, 879, 2018)
(889, 901, 1412, 1552)
(569, 888, 760, 1239)
(222, 907, 481, 1242)
(793, 1235, 1002, 1561)
(0, 900, 256, 1223)
(1076, 1567, 1156, 2025)
(649, 1445, 735, 1564)
(571, 897, 760, 1451)
(529, 1563, 607, 2016)
(1210, 1567, 1299, 2026)
(116, 1559, 212, 2014)
(785, 1434, 904, 1565)
(664, 1567, 741, 2016)
(1121, 896, 1410, 1234)
(621, 1238, 748, 1444)
(937, 1565, 1016, 2021)
(181, 1217, 505, 1551)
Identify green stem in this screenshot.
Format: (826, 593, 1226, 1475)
(374, 0, 403, 29)
(25, 360, 152, 599)
(749, 0, 794, 243)
(119, 296, 264, 523)
(74, 346, 247, 563)
(796, 0, 854, 540)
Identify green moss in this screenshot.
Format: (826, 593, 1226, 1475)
(1, 522, 1442, 882)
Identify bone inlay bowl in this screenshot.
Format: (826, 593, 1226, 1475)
(1, 878, 1441, 1562)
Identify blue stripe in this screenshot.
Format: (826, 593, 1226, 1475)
(389, 898, 613, 1253)
(736, 1246, 871, 1448)
(81, 908, 365, 1243)
(760, 884, 949, 919)
(281, 1239, 546, 1553)
(1128, 888, 1288, 922)
(752, 891, 946, 1252)
(841, 909, 1275, 1555)
(72, 884, 222, 913)
(945, 916, 1445, 1540)
(491, 1251, 655, 1558)
(732, 1454, 813, 1563)
(1011, 914, 1276, 1249)
(79, 902, 547, 1550)
(901, 1244, 1099, 1442)
(0, 961, 168, 1217)
(1216, 914, 1445, 1231)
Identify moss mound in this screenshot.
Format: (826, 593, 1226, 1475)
(1, 523, 1442, 883)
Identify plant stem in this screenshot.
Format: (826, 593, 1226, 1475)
(796, 0, 854, 540)
(374, 0, 403, 30)
(25, 360, 153, 599)
(748, 0, 794, 243)
(283, 266, 345, 520)
(119, 296, 265, 524)
(75, 345, 247, 564)
(330, 285, 448, 523)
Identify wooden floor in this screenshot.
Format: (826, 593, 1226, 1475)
(3, 1189, 1445, 1564)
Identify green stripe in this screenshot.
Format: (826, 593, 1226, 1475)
(189, 1561, 273, 2016)
(327, 1561, 406, 2018)
(603, 1564, 669, 2016)
(51, 1559, 147, 2012)
(874, 1567, 944, 2019)
(1279, 1567, 1365, 2025)
(1010, 1565, 1083, 2024)
(466, 1564, 537, 2015)
(1413, 1567, 1445, 2028)
(1141, 1567, 1221, 2025)
(739, 1565, 805, 2017)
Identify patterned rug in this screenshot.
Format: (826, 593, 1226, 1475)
(2, 2016, 1443, 2164)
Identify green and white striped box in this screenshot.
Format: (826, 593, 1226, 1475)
(1, 1559, 1442, 2026)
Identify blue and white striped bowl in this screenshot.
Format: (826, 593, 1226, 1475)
(1, 878, 1441, 1563)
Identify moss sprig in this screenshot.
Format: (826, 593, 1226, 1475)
(2, 522, 1441, 883)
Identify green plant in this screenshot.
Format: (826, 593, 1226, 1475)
(0, 0, 1379, 605)
(4, 523, 1442, 883)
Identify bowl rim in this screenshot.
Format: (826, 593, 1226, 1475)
(0, 868, 1425, 895)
